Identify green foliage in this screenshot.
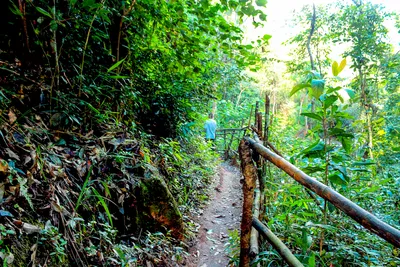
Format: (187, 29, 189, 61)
(261, 1, 400, 265)
(39, 221, 68, 265)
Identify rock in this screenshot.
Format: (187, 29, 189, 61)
(135, 165, 184, 239)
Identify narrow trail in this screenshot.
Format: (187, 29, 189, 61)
(188, 163, 243, 267)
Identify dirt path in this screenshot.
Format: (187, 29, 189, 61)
(188, 163, 243, 267)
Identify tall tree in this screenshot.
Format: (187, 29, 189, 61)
(330, 0, 393, 159)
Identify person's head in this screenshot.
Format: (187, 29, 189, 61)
(208, 113, 214, 119)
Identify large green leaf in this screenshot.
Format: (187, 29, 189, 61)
(339, 136, 352, 153)
(311, 79, 325, 99)
(300, 112, 323, 121)
(255, 0, 267, 7)
(290, 83, 310, 97)
(107, 59, 125, 73)
(328, 171, 348, 185)
(36, 7, 52, 18)
(344, 88, 356, 99)
(352, 160, 375, 166)
(299, 140, 325, 158)
(329, 128, 354, 138)
(262, 34, 272, 42)
(323, 95, 338, 109)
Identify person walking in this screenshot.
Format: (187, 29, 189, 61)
(204, 113, 217, 144)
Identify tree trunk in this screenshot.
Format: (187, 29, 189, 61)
(239, 140, 257, 267)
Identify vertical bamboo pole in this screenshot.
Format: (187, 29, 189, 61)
(263, 95, 270, 146)
(250, 189, 260, 265)
(248, 106, 254, 128)
(239, 140, 257, 267)
(224, 130, 227, 157)
(255, 101, 259, 127)
(257, 112, 263, 138)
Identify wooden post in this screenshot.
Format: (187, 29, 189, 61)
(252, 217, 304, 267)
(245, 137, 400, 248)
(248, 106, 254, 128)
(255, 101, 259, 127)
(226, 131, 235, 159)
(263, 95, 270, 146)
(223, 130, 227, 156)
(239, 140, 257, 267)
(256, 112, 263, 138)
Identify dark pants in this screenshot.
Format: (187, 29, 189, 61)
(205, 138, 216, 151)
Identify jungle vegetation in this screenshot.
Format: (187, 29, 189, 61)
(0, 0, 399, 266)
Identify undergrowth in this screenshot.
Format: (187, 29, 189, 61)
(0, 112, 219, 266)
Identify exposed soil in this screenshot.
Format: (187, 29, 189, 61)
(187, 163, 243, 267)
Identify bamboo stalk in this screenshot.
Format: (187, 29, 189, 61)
(255, 101, 259, 127)
(256, 112, 263, 138)
(239, 140, 258, 267)
(253, 130, 265, 221)
(252, 217, 304, 267)
(250, 189, 260, 260)
(263, 95, 270, 146)
(216, 127, 248, 132)
(248, 106, 254, 128)
(245, 137, 400, 248)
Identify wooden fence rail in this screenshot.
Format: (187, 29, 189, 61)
(252, 217, 304, 267)
(237, 98, 400, 267)
(244, 137, 400, 248)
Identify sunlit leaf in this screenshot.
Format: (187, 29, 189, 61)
(107, 59, 125, 73)
(332, 61, 339, 76)
(338, 58, 347, 73)
(323, 95, 338, 109)
(301, 112, 322, 121)
(344, 88, 355, 99)
(255, 0, 267, 7)
(290, 83, 310, 97)
(311, 79, 325, 99)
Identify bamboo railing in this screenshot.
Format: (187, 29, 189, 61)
(237, 97, 400, 267)
(245, 137, 400, 248)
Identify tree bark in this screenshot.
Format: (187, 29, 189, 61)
(239, 140, 257, 267)
(306, 4, 316, 71)
(306, 4, 317, 129)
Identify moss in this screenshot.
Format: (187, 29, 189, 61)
(11, 233, 35, 267)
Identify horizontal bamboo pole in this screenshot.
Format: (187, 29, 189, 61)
(252, 217, 304, 267)
(216, 127, 247, 132)
(244, 137, 400, 248)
